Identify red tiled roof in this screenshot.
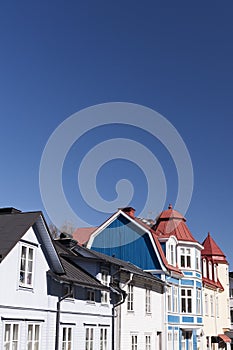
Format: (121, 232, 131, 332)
(218, 334, 231, 343)
(202, 276, 224, 291)
(72, 227, 97, 245)
(153, 205, 197, 242)
(202, 232, 227, 263)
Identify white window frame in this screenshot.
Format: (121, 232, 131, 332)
(205, 294, 208, 316)
(168, 331, 172, 350)
(214, 264, 217, 282)
(181, 288, 192, 313)
(4, 323, 20, 350)
(127, 284, 134, 311)
(196, 289, 201, 314)
(167, 286, 172, 312)
(210, 295, 214, 317)
(145, 335, 151, 350)
(19, 244, 35, 288)
(131, 334, 138, 350)
(209, 261, 213, 280)
(173, 286, 178, 313)
(101, 270, 109, 304)
(180, 248, 191, 268)
(85, 327, 94, 350)
(27, 323, 40, 350)
(87, 290, 95, 303)
(100, 327, 107, 350)
(216, 296, 219, 318)
(203, 259, 207, 278)
(145, 288, 151, 314)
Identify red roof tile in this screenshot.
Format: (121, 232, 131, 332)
(218, 334, 231, 343)
(72, 227, 97, 245)
(153, 205, 197, 242)
(202, 232, 227, 263)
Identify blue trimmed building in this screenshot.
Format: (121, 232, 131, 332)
(86, 205, 204, 350)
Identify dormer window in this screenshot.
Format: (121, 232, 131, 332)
(180, 248, 191, 268)
(19, 245, 34, 288)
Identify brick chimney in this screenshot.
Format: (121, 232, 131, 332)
(121, 207, 135, 218)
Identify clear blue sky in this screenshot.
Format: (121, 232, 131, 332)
(1, 2, 233, 267)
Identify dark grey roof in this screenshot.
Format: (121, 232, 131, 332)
(53, 241, 108, 289)
(71, 243, 164, 285)
(0, 209, 64, 274)
(0, 211, 41, 262)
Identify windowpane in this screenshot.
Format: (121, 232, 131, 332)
(127, 284, 134, 311)
(27, 324, 40, 350)
(4, 324, 19, 350)
(20, 245, 34, 287)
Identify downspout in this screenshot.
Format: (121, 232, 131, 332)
(55, 285, 73, 350)
(111, 272, 133, 350)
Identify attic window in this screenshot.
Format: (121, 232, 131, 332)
(19, 245, 34, 288)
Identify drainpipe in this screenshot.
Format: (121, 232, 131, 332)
(55, 285, 73, 350)
(111, 272, 133, 350)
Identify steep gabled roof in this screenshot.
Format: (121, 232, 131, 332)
(153, 204, 197, 242)
(0, 209, 41, 262)
(86, 208, 183, 277)
(202, 232, 227, 264)
(0, 208, 64, 274)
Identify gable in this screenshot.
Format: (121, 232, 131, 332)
(90, 214, 162, 270)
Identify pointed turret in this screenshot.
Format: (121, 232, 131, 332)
(202, 232, 227, 264)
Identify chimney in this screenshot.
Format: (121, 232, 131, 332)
(56, 232, 78, 249)
(121, 207, 135, 218)
(0, 207, 22, 214)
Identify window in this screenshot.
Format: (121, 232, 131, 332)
(173, 286, 178, 313)
(63, 284, 73, 299)
(127, 284, 134, 311)
(131, 335, 137, 350)
(86, 328, 94, 350)
(101, 270, 108, 304)
(210, 295, 214, 316)
(145, 335, 151, 350)
(181, 289, 192, 313)
(169, 243, 175, 266)
(196, 289, 201, 314)
(167, 286, 172, 312)
(214, 264, 217, 282)
(20, 245, 34, 287)
(208, 262, 212, 280)
(216, 296, 219, 318)
(145, 289, 151, 314)
(196, 253, 200, 270)
(87, 290, 95, 302)
(100, 328, 107, 350)
(27, 324, 40, 350)
(168, 332, 172, 350)
(4, 323, 19, 350)
(174, 331, 178, 349)
(203, 259, 207, 278)
(180, 248, 191, 268)
(205, 294, 208, 316)
(230, 310, 233, 323)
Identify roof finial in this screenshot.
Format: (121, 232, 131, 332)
(168, 204, 173, 209)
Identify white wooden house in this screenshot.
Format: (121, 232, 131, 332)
(0, 208, 114, 350)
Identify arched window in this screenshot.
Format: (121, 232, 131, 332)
(214, 264, 217, 282)
(203, 259, 207, 278)
(209, 261, 213, 280)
